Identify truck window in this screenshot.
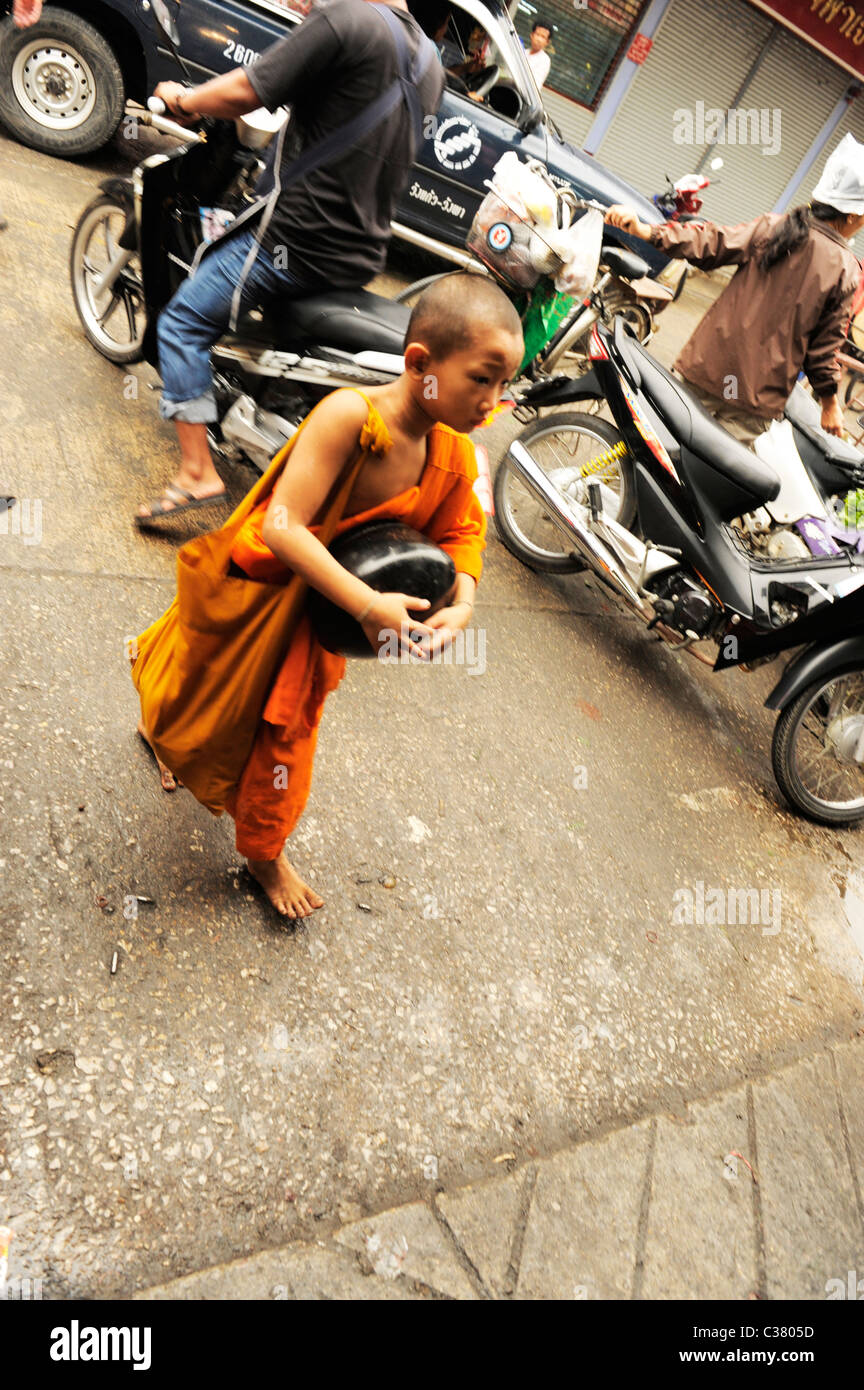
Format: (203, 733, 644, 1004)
(410, 1, 523, 122)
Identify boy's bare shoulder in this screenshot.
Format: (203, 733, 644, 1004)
(430, 423, 479, 481)
(312, 388, 374, 433)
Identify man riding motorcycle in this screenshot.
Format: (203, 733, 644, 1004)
(135, 0, 442, 526)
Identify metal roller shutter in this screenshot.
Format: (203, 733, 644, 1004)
(591, 0, 774, 203)
(705, 26, 851, 226)
(542, 88, 594, 149)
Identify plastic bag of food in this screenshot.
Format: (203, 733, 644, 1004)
(466, 189, 541, 289)
(490, 151, 559, 225)
(552, 207, 604, 298)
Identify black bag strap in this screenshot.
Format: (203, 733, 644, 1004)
(226, 8, 438, 328)
(370, 3, 438, 146)
(258, 7, 437, 196)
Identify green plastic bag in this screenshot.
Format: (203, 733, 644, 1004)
(516, 280, 575, 375)
(842, 489, 864, 528)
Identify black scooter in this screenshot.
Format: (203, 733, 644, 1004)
(68, 0, 415, 472)
(68, 102, 411, 472)
(494, 317, 864, 825)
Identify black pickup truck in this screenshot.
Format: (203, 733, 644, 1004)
(0, 0, 670, 275)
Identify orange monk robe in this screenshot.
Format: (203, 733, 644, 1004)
(224, 402, 487, 860)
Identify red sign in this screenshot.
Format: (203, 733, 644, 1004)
(627, 32, 654, 64)
(750, 0, 864, 81)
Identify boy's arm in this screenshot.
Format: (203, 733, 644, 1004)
(260, 392, 434, 655)
(422, 478, 487, 654)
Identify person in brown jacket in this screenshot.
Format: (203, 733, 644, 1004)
(604, 135, 864, 445)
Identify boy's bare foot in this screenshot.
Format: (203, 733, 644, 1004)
(246, 854, 325, 919)
(137, 720, 183, 792)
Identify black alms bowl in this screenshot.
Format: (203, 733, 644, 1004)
(308, 521, 457, 657)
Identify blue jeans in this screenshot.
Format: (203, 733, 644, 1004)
(157, 229, 320, 424)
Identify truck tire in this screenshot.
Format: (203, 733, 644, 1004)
(0, 9, 125, 157)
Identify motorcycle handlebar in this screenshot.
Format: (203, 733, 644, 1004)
(137, 97, 205, 140)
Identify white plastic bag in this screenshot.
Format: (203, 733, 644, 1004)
(466, 153, 591, 291)
(490, 151, 558, 225)
(552, 207, 603, 297)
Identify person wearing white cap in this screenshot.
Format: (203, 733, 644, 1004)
(603, 133, 864, 444)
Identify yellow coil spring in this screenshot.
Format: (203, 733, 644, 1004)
(579, 438, 628, 480)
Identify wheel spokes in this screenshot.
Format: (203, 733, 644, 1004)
(504, 427, 628, 561)
(793, 675, 864, 808)
(75, 206, 143, 351)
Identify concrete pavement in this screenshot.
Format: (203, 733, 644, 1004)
(136, 1032, 864, 1300)
(2, 127, 864, 1303)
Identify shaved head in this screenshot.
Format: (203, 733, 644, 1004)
(405, 273, 523, 359)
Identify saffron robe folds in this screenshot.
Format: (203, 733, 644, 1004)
(225, 400, 487, 858)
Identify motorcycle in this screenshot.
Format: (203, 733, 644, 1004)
(649, 158, 723, 307)
(69, 99, 417, 473)
(69, 0, 676, 465)
(493, 316, 864, 825)
(69, 95, 669, 469)
(653, 158, 723, 223)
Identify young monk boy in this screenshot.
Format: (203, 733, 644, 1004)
(138, 274, 523, 918)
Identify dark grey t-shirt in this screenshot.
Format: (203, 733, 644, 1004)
(245, 0, 443, 287)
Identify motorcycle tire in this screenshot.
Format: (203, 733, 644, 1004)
(70, 193, 145, 364)
(0, 10, 125, 158)
(771, 668, 864, 824)
(493, 412, 635, 573)
(600, 289, 652, 345)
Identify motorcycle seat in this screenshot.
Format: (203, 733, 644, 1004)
(613, 322, 780, 503)
(784, 381, 864, 469)
(243, 287, 410, 355)
(601, 245, 650, 281)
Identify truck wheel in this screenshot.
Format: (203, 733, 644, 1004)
(0, 9, 125, 157)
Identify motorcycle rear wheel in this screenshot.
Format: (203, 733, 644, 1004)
(494, 412, 635, 573)
(771, 668, 864, 824)
(70, 194, 144, 364)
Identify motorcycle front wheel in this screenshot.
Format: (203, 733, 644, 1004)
(771, 668, 864, 824)
(70, 194, 145, 364)
(493, 412, 635, 573)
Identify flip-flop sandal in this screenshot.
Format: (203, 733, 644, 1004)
(135, 483, 227, 527)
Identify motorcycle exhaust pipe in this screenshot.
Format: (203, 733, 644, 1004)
(506, 439, 651, 614)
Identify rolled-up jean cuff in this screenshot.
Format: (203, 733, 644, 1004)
(158, 391, 218, 424)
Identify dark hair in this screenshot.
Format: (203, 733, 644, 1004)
(532, 20, 553, 33)
(405, 273, 524, 357)
(411, 0, 452, 38)
(758, 201, 841, 271)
